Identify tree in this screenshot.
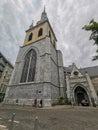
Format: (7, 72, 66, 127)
(82, 19, 98, 60)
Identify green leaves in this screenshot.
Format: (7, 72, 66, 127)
(96, 49, 98, 53)
(82, 19, 98, 60)
(92, 55, 98, 61)
(83, 19, 98, 31)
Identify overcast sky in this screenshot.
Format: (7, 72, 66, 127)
(0, 0, 98, 68)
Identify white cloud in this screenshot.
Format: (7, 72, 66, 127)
(0, 0, 98, 67)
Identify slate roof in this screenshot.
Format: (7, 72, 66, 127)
(64, 65, 98, 77)
(79, 66, 98, 77)
(64, 65, 73, 73)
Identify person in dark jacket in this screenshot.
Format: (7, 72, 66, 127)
(34, 99, 37, 107)
(40, 99, 43, 107)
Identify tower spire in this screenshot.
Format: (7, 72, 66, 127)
(36, 6, 48, 25)
(44, 5, 45, 13)
(41, 6, 48, 22)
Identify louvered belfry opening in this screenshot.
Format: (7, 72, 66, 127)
(38, 28, 43, 37)
(20, 49, 37, 83)
(28, 33, 33, 41)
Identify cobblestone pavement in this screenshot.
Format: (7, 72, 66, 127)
(0, 105, 98, 130)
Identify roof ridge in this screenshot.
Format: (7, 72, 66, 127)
(79, 65, 98, 70)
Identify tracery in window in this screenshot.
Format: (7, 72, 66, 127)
(20, 49, 37, 83)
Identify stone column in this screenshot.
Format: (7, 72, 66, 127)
(66, 75, 71, 102)
(57, 50, 65, 97)
(85, 72, 98, 105)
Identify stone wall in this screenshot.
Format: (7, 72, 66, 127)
(5, 36, 62, 106)
(10, 38, 50, 85)
(5, 82, 53, 106)
(91, 76, 98, 94)
(57, 50, 65, 97)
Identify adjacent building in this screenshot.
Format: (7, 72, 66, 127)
(64, 63, 98, 105)
(0, 52, 13, 102)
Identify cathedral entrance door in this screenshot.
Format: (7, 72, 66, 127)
(74, 86, 89, 105)
(77, 92, 85, 105)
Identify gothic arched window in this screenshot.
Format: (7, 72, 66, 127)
(28, 33, 33, 41)
(20, 49, 37, 83)
(38, 28, 43, 37)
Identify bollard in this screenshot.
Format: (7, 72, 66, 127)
(9, 113, 15, 130)
(34, 116, 38, 130)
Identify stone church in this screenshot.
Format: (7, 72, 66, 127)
(4, 9, 98, 106)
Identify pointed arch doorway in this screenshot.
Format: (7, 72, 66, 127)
(74, 86, 89, 105)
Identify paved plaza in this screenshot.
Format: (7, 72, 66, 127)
(0, 105, 98, 130)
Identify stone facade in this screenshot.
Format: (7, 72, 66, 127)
(91, 76, 98, 93)
(4, 10, 65, 106)
(64, 64, 98, 105)
(4, 9, 98, 107)
(0, 52, 13, 102)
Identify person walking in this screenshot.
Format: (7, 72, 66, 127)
(40, 99, 42, 107)
(34, 99, 37, 107)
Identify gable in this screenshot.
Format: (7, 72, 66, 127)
(70, 64, 83, 78)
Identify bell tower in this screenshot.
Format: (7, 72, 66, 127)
(4, 9, 65, 106)
(24, 7, 57, 49)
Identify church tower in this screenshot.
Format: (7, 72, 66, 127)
(4, 9, 65, 106)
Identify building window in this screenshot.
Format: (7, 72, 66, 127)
(20, 49, 37, 83)
(38, 28, 43, 37)
(28, 33, 33, 41)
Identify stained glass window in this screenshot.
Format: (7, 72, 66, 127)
(20, 49, 36, 83)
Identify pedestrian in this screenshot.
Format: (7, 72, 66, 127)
(34, 99, 37, 107)
(40, 99, 42, 107)
(16, 98, 18, 105)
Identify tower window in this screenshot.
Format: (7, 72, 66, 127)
(20, 49, 37, 83)
(38, 28, 43, 37)
(28, 33, 33, 41)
